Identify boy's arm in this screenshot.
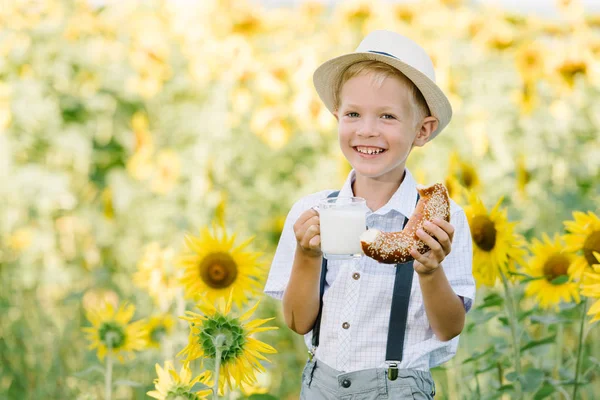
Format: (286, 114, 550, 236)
(418, 267, 465, 341)
(282, 247, 322, 334)
(282, 208, 323, 335)
(410, 215, 472, 342)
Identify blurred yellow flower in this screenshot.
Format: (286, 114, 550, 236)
(177, 219, 265, 307)
(131, 112, 153, 152)
(102, 188, 115, 219)
(82, 302, 147, 362)
(143, 315, 175, 348)
(0, 82, 12, 131)
(7, 227, 33, 252)
(239, 370, 271, 395)
(522, 233, 580, 310)
(515, 42, 545, 81)
(563, 211, 600, 281)
(178, 294, 277, 393)
(151, 150, 181, 195)
(133, 242, 180, 311)
(82, 288, 119, 312)
(515, 154, 531, 198)
(445, 151, 480, 201)
(147, 361, 212, 400)
(464, 192, 526, 287)
(250, 105, 292, 149)
(581, 257, 600, 323)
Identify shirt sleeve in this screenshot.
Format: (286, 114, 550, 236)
(443, 207, 476, 312)
(263, 198, 307, 300)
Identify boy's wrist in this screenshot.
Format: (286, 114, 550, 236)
(416, 265, 442, 281)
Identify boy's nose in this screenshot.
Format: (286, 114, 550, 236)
(356, 119, 379, 137)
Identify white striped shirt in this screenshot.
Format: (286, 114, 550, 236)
(264, 169, 475, 372)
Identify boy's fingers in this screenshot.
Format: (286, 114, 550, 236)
(417, 229, 445, 258)
(301, 225, 320, 248)
(309, 234, 321, 248)
(433, 218, 455, 241)
(423, 222, 451, 254)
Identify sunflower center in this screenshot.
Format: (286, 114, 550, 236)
(543, 254, 570, 283)
(461, 168, 475, 188)
(199, 252, 238, 289)
(471, 215, 497, 251)
(99, 322, 126, 350)
(150, 325, 167, 344)
(166, 386, 197, 400)
(198, 313, 246, 364)
(583, 231, 600, 267)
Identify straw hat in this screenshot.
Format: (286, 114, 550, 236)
(313, 30, 452, 139)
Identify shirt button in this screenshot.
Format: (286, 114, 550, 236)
(341, 379, 351, 388)
(352, 272, 360, 280)
(342, 322, 350, 329)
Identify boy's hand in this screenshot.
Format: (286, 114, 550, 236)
(410, 218, 454, 275)
(293, 208, 322, 257)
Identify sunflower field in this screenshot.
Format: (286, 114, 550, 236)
(1, 0, 600, 399)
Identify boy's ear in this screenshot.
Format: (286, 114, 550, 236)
(413, 116, 439, 146)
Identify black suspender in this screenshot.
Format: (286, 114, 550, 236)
(311, 191, 420, 379)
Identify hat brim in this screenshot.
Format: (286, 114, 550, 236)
(313, 52, 452, 139)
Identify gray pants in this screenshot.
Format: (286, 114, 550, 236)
(300, 358, 435, 400)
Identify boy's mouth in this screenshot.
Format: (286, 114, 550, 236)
(353, 146, 387, 156)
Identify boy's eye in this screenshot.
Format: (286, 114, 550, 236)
(382, 114, 396, 120)
(346, 112, 359, 118)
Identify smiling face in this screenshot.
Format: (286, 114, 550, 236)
(335, 71, 433, 184)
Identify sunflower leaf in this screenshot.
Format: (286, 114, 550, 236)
(478, 293, 504, 309)
(520, 335, 556, 352)
(247, 395, 279, 400)
(529, 315, 570, 325)
(520, 368, 545, 392)
(190, 382, 210, 393)
(533, 383, 555, 400)
(550, 275, 569, 285)
(462, 346, 496, 364)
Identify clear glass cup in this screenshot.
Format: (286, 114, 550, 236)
(318, 196, 368, 260)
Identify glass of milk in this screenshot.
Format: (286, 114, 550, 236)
(318, 196, 367, 260)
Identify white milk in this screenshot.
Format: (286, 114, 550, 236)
(320, 206, 366, 258)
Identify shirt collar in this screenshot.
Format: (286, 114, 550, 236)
(339, 169, 418, 218)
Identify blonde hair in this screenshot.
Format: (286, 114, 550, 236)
(333, 60, 430, 127)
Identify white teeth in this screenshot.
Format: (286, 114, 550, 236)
(357, 146, 383, 155)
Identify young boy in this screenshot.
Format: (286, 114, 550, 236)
(264, 30, 475, 399)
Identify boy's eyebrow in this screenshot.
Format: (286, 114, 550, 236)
(342, 103, 403, 113)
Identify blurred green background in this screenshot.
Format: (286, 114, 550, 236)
(1, 0, 600, 399)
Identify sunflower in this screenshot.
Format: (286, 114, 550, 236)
(581, 255, 600, 323)
(177, 220, 265, 307)
(147, 361, 212, 400)
(445, 151, 480, 201)
(463, 191, 527, 287)
(522, 233, 580, 310)
(82, 302, 147, 362)
(133, 242, 180, 311)
(563, 211, 600, 282)
(178, 294, 277, 393)
(143, 315, 175, 348)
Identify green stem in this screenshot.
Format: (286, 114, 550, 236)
(105, 354, 113, 400)
(554, 322, 564, 380)
(213, 334, 226, 400)
(573, 297, 588, 400)
(500, 269, 521, 395)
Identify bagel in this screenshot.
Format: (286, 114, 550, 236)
(360, 183, 451, 264)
